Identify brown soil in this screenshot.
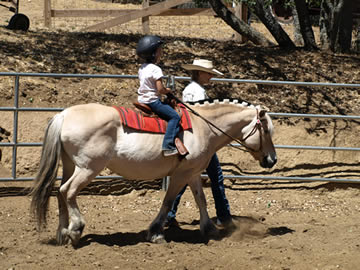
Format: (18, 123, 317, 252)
(1, 1, 360, 269)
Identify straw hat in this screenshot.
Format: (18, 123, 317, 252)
(182, 59, 223, 76)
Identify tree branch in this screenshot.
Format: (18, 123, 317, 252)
(207, 0, 275, 46)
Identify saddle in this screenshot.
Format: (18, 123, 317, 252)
(133, 93, 180, 117)
(113, 97, 190, 157)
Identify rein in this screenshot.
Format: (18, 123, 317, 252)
(168, 93, 262, 153)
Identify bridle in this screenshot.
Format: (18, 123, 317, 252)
(168, 92, 264, 153)
(200, 107, 264, 153)
(229, 108, 264, 153)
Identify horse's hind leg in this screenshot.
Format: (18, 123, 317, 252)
(56, 152, 74, 245)
(59, 164, 104, 247)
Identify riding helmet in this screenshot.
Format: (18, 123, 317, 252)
(136, 35, 164, 62)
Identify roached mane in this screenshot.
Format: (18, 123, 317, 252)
(186, 98, 263, 110)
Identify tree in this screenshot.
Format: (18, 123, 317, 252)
(354, 26, 360, 52)
(208, 0, 357, 52)
(206, 0, 275, 46)
(251, 0, 296, 47)
(319, 0, 355, 52)
(293, 0, 318, 50)
(208, 0, 298, 47)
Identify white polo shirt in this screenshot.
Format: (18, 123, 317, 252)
(182, 81, 208, 102)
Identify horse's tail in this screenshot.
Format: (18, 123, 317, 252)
(29, 112, 64, 229)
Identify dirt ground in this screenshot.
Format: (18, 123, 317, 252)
(1, 0, 360, 269)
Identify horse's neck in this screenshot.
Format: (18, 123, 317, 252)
(190, 101, 255, 149)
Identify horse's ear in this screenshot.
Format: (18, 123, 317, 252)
(259, 109, 267, 118)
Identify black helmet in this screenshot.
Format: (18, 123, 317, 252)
(136, 35, 164, 62)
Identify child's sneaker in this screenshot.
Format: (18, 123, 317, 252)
(163, 149, 178, 156)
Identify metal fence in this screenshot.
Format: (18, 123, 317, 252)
(1, 72, 360, 184)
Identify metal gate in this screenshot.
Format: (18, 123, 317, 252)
(1, 72, 360, 183)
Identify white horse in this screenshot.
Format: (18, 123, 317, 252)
(30, 99, 277, 246)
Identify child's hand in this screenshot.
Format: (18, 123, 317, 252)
(159, 87, 171, 95)
(156, 79, 172, 95)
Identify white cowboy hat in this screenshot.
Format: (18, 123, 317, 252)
(182, 59, 224, 76)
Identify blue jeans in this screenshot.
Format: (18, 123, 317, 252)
(148, 99, 181, 151)
(167, 154, 231, 223)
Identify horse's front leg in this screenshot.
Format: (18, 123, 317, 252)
(188, 176, 218, 239)
(147, 174, 186, 243)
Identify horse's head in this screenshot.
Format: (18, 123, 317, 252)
(240, 108, 277, 168)
(190, 99, 277, 168)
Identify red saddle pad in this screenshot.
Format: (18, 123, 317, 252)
(113, 104, 192, 134)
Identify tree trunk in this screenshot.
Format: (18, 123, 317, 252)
(320, 0, 354, 53)
(292, 4, 304, 46)
(207, 0, 274, 46)
(293, 0, 318, 50)
(252, 0, 296, 48)
(354, 25, 360, 52)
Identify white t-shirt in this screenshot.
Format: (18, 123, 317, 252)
(138, 63, 164, 104)
(182, 81, 208, 102)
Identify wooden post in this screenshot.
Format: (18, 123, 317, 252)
(234, 3, 248, 43)
(142, 0, 150, 34)
(44, 0, 52, 28)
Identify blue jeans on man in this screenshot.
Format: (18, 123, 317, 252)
(167, 153, 231, 224)
(148, 99, 180, 151)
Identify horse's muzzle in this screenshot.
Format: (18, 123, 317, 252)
(260, 154, 277, 168)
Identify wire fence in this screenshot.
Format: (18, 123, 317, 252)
(0, 72, 360, 184)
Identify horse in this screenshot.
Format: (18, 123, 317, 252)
(30, 99, 277, 246)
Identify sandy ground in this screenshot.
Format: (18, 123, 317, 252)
(1, 179, 360, 270)
(1, 0, 360, 269)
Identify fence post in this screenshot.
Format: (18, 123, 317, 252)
(162, 176, 170, 191)
(142, 0, 150, 34)
(234, 3, 248, 43)
(44, 0, 52, 28)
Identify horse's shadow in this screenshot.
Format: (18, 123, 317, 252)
(78, 230, 148, 248)
(71, 215, 294, 249)
(76, 227, 205, 248)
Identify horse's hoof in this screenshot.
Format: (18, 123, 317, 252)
(202, 221, 220, 239)
(56, 228, 70, 245)
(149, 234, 166, 244)
(223, 220, 237, 232)
(66, 223, 85, 247)
(68, 230, 83, 247)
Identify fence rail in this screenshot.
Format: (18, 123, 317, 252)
(0, 72, 359, 183)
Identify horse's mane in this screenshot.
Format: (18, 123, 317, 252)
(186, 98, 250, 105)
(186, 98, 262, 110)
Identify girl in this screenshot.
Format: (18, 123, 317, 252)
(136, 35, 180, 156)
